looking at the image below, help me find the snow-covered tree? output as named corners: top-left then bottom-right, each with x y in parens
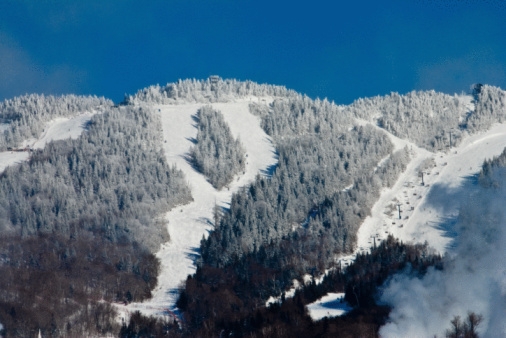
top-left (190, 106), bottom-right (245, 190)
top-left (0, 94), bottom-right (112, 151)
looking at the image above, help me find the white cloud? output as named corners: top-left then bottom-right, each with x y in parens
top-left (380, 169), bottom-right (506, 337)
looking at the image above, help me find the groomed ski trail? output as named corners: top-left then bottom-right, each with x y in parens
top-left (122, 98), bottom-right (277, 318)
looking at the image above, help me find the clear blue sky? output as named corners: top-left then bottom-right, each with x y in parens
top-left (0, 0), bottom-right (505, 104)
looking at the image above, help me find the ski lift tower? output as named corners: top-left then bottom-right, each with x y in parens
top-left (397, 203), bottom-right (402, 220)
top-left (209, 75), bottom-right (220, 91)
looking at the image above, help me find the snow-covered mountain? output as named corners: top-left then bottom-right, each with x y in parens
top-left (0, 79), bottom-right (505, 337)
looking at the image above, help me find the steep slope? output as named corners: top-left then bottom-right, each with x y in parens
top-left (348, 121), bottom-right (506, 261)
top-left (122, 97), bottom-right (277, 318)
top-left (298, 101), bottom-right (506, 323)
top-left (266, 92), bottom-right (506, 320)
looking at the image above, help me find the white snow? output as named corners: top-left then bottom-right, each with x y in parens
top-left (121, 98), bottom-right (277, 319)
top-left (0, 112), bottom-right (96, 173)
top-left (0, 151), bottom-right (29, 173)
top-left (278, 119), bottom-right (506, 320)
top-left (32, 112), bottom-right (95, 149)
top-left (306, 293), bottom-right (352, 321)
top-left (337, 122), bottom-right (506, 267)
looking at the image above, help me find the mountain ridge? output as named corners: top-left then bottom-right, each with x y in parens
top-left (0, 79), bottom-right (505, 337)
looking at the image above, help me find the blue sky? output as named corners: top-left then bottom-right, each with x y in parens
top-left (0, 0), bottom-right (505, 104)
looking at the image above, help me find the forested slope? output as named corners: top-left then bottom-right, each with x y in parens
top-left (345, 90), bottom-right (469, 150)
top-left (177, 92), bottom-right (411, 334)
top-left (0, 79), bottom-right (504, 337)
top-left (467, 84), bottom-right (506, 132)
top-left (345, 85), bottom-right (506, 152)
top-left (0, 105), bottom-right (192, 337)
top-left (0, 94), bottom-right (112, 151)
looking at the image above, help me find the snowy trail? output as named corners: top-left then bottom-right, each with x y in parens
top-left (32, 112), bottom-right (96, 149)
top-left (342, 123), bottom-right (506, 265)
top-left (0, 151), bottom-right (29, 172)
top-left (122, 98), bottom-right (277, 318)
top-left (0, 112), bottom-right (96, 173)
top-left (399, 124), bottom-right (506, 252)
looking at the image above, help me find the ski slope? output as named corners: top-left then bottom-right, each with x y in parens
top-left (351, 123), bottom-right (506, 260)
top-left (121, 97), bottom-right (277, 319)
top-left (304, 123), bottom-right (506, 320)
top-left (0, 112), bottom-right (96, 173)
top-left (32, 112), bottom-right (96, 149)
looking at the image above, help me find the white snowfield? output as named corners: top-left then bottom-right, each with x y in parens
top-left (306, 293), bottom-right (352, 321)
top-left (120, 97), bottom-right (277, 319)
top-left (0, 111), bottom-right (96, 173)
top-left (31, 112), bottom-right (96, 149)
top-left (0, 151), bottom-right (29, 173)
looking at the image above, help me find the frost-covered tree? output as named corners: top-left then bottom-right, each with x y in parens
top-left (345, 90), bottom-right (469, 150)
top-left (467, 84), bottom-right (506, 132)
top-left (345, 86), bottom-right (506, 152)
top-left (202, 95), bottom-right (409, 275)
top-left (0, 103), bottom-right (192, 336)
top-left (0, 105), bottom-right (192, 250)
top-left (190, 106), bottom-right (245, 190)
top-left (0, 94), bottom-right (112, 151)
top-left (125, 77), bottom-right (298, 104)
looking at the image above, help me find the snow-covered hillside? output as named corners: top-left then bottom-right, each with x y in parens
top-left (268, 106), bottom-right (506, 319)
top-left (115, 92), bottom-right (506, 324)
top-left (378, 124), bottom-right (506, 337)
top-left (3, 84), bottom-right (506, 335)
top-left (121, 97), bottom-right (277, 318)
top-left (0, 111), bottom-right (97, 172)
top-left (348, 122), bottom-right (506, 263)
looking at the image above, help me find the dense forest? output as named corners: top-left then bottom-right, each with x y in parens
top-left (130, 236), bottom-right (441, 337)
top-left (345, 84), bottom-right (506, 151)
top-left (345, 90), bottom-right (468, 151)
top-left (0, 104), bottom-right (192, 337)
top-left (467, 84), bottom-right (506, 132)
top-left (190, 105), bottom-right (245, 189)
top-left (200, 94), bottom-right (410, 274)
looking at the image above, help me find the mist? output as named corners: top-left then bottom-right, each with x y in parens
top-left (379, 169), bottom-right (506, 337)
